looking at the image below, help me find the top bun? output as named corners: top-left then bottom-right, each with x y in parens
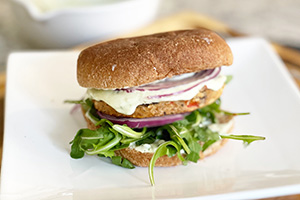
top-left (77, 29), bottom-right (233, 89)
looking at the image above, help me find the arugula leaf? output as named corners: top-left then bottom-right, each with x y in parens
top-left (68, 97), bottom-right (266, 186)
top-left (171, 118), bottom-right (190, 129)
top-left (193, 127), bottom-right (220, 142)
top-left (82, 125), bottom-right (113, 148)
top-left (64, 99), bottom-right (85, 104)
top-left (202, 139), bottom-right (218, 151)
top-left (185, 151), bottom-right (200, 162)
top-left (134, 131), bottom-right (156, 146)
top-left (199, 98), bottom-right (249, 118)
top-left (182, 132), bottom-right (202, 154)
top-left (65, 98), bottom-right (94, 112)
top-left (70, 129), bottom-right (86, 158)
top-left (112, 125), bottom-right (146, 138)
top-left (70, 127), bottom-right (113, 158)
top-left (166, 145), bottom-right (177, 157)
top-left (84, 102), bottom-right (102, 125)
top-left (225, 75), bottom-right (233, 84)
top-left (168, 125), bottom-right (191, 154)
top-left (70, 127), bottom-right (111, 158)
top-left (111, 156), bottom-right (135, 169)
top-left (192, 127), bottom-right (220, 152)
top-left (110, 143), bottom-right (130, 151)
top-left (148, 141), bottom-right (183, 186)
top-left (220, 134), bottom-right (266, 146)
top-left (179, 126), bottom-right (202, 159)
top-left (220, 111), bottom-right (250, 116)
top-left (198, 107), bottom-right (217, 123)
top-left (86, 130), bottom-right (122, 155)
top-left (98, 151), bottom-right (115, 158)
top-left (207, 98), bottom-right (222, 110)
top-left (65, 98), bottom-right (102, 125)
top-left (95, 118), bottom-right (113, 127)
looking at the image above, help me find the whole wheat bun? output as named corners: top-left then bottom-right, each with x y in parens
top-left (77, 29), bottom-right (233, 89)
top-left (82, 107), bottom-right (233, 167)
top-left (115, 139), bottom-right (229, 167)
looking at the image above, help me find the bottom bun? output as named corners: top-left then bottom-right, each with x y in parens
top-left (82, 106), bottom-right (233, 167)
top-left (115, 139), bottom-right (228, 167)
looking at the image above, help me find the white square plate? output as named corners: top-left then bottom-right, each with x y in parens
top-left (1, 38), bottom-right (300, 200)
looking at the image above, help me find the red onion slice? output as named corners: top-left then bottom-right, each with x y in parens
top-left (136, 69), bottom-right (214, 91)
top-left (117, 68), bottom-right (218, 93)
top-left (97, 111), bottom-right (190, 128)
top-left (147, 67), bottom-right (221, 99)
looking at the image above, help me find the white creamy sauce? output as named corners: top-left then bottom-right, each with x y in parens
top-left (86, 74), bottom-right (226, 115)
top-left (208, 119), bottom-right (234, 135)
top-left (129, 139), bottom-right (166, 153)
top-left (130, 119), bottom-right (234, 153)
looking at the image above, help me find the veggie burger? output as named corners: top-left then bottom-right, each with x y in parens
top-left (68, 29), bottom-right (265, 185)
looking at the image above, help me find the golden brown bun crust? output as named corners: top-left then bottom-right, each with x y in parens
top-left (82, 106), bottom-right (233, 167)
top-left (77, 29), bottom-right (233, 89)
top-left (94, 85), bottom-right (224, 118)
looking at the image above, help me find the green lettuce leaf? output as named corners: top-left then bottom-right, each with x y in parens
top-left (111, 156), bottom-right (135, 169)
